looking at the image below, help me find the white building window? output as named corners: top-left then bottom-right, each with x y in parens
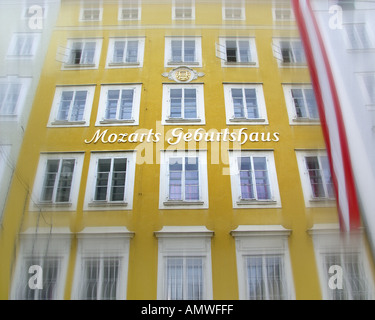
top-left (79, 7), bottom-right (103, 21)
top-left (172, 0), bottom-right (195, 20)
top-left (229, 150), bottom-right (281, 208)
top-left (283, 84), bottom-right (319, 124)
top-left (159, 150), bottom-right (208, 209)
top-left (47, 86), bottom-right (95, 127)
top-left (118, 1), bottom-right (141, 21)
top-left (165, 37), bottom-right (202, 67)
top-left (84, 152), bottom-right (136, 211)
top-left (223, 84), bottom-right (267, 124)
top-left (273, 39), bottom-right (306, 66)
top-left (309, 224), bottom-right (375, 300)
top-left (30, 153), bottom-right (84, 211)
top-left (10, 228), bottom-right (71, 300)
top-left (106, 37), bottom-right (145, 68)
top-left (63, 39), bottom-right (102, 69)
top-left (358, 73), bottom-right (375, 108)
top-left (96, 84), bottom-right (142, 126)
top-left (162, 84), bottom-right (205, 125)
top-left (155, 226), bottom-right (213, 300)
top-left (0, 77), bottom-right (30, 119)
top-left (344, 23), bottom-right (373, 50)
top-left (72, 227), bottom-right (133, 300)
top-left (7, 33), bottom-right (40, 58)
top-left (217, 37), bottom-right (258, 67)
top-left (222, 0), bottom-right (245, 20)
top-left (231, 225), bottom-right (295, 300)
top-left (296, 150), bottom-right (336, 207)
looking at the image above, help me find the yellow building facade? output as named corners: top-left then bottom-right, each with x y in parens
top-left (1, 0), bottom-right (374, 300)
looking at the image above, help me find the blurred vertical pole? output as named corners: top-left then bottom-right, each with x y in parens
top-left (291, 0), bottom-right (361, 232)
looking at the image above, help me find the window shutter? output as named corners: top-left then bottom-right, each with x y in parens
top-left (271, 42), bottom-right (283, 61)
top-left (56, 45), bottom-right (71, 64)
top-left (215, 42), bottom-right (227, 61)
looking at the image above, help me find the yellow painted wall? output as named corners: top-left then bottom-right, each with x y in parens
top-left (1, 0), bottom-right (373, 300)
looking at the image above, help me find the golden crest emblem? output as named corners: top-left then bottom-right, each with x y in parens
top-left (175, 69), bottom-right (191, 81)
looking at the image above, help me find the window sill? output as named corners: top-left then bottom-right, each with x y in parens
top-left (163, 200), bottom-right (205, 206)
top-left (108, 62), bottom-right (140, 67)
top-left (88, 201), bottom-right (128, 207)
top-left (292, 117), bottom-right (320, 123)
top-left (224, 61), bottom-right (256, 66)
top-left (37, 201), bottom-right (73, 208)
top-left (51, 120), bottom-right (86, 125)
top-left (63, 63), bottom-right (96, 69)
top-left (229, 117), bottom-right (266, 123)
top-left (280, 62), bottom-right (307, 67)
top-left (309, 198), bottom-right (336, 203)
top-left (99, 119), bottom-right (135, 124)
top-left (167, 61), bottom-right (200, 66)
top-left (236, 199), bottom-right (277, 206)
top-left (165, 118), bottom-right (202, 123)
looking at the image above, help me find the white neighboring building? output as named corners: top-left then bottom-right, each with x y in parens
top-left (0, 0), bottom-right (60, 221)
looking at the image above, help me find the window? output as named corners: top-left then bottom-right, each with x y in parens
top-left (10, 228), bottom-right (71, 300)
top-left (228, 151), bottom-right (281, 208)
top-left (72, 227), bottom-right (133, 300)
top-left (273, 39), bottom-right (306, 66)
top-left (272, 7), bottom-right (294, 21)
top-left (30, 153), bottom-right (84, 211)
top-left (0, 77), bottom-right (30, 119)
top-left (48, 86), bottom-right (95, 127)
top-left (344, 24), bottom-right (373, 50)
top-left (84, 152), bottom-right (136, 211)
top-left (155, 226), bottom-right (213, 300)
top-left (96, 84), bottom-right (141, 126)
top-left (172, 0), bottom-right (195, 20)
top-left (118, 1), bottom-right (141, 21)
top-left (217, 37), bottom-right (258, 67)
top-left (222, 0), bottom-right (245, 20)
top-left (359, 73), bottom-right (375, 108)
top-left (79, 8), bottom-right (103, 21)
top-left (165, 37), bottom-right (202, 67)
top-left (162, 84), bottom-right (205, 125)
top-left (231, 225), bottom-right (294, 300)
top-left (223, 84), bottom-right (267, 124)
top-left (283, 84), bottom-right (319, 124)
top-left (7, 33), bottom-right (40, 58)
top-left (159, 150), bottom-right (208, 209)
top-left (309, 224), bottom-right (374, 300)
top-left (296, 151), bottom-right (335, 207)
top-left (106, 37), bottom-right (145, 68)
top-left (63, 39), bottom-right (102, 69)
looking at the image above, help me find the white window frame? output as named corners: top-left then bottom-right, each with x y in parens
top-left (83, 151), bottom-right (136, 211)
top-left (162, 83), bottom-right (205, 125)
top-left (159, 150), bottom-right (208, 209)
top-left (118, 1), bottom-right (141, 21)
top-left (228, 150), bottom-right (281, 209)
top-left (10, 227), bottom-right (71, 300)
top-left (106, 37), bottom-right (145, 68)
top-left (344, 23), bottom-right (374, 50)
top-left (272, 7), bottom-right (295, 21)
top-left (231, 225), bottom-right (295, 300)
top-left (358, 72), bottom-right (375, 109)
top-left (217, 37), bottom-right (258, 67)
top-left (79, 7), bottom-right (103, 22)
top-left (30, 153), bottom-right (84, 211)
top-left (283, 84), bottom-right (320, 125)
top-left (155, 226), bottom-right (213, 300)
top-left (222, 0), bottom-right (245, 21)
top-left (47, 85), bottom-right (95, 127)
top-left (172, 0), bottom-right (195, 20)
top-left (296, 150), bottom-right (336, 207)
top-left (62, 38), bottom-right (102, 70)
top-left (96, 84), bottom-right (142, 126)
top-left (164, 36), bottom-right (202, 67)
top-left (0, 76), bottom-right (31, 120)
top-left (272, 38), bottom-right (306, 67)
top-left (71, 227), bottom-right (133, 300)
top-left (7, 33), bottom-right (41, 59)
top-left (223, 84), bottom-right (267, 125)
top-left (309, 224), bottom-right (375, 300)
